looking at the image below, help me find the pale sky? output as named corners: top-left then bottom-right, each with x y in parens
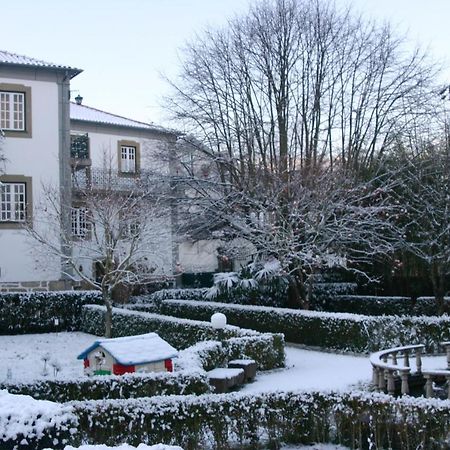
top-left (1, 0), bottom-right (449, 127)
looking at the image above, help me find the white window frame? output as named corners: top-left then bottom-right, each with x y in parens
top-left (120, 145), bottom-right (137, 173)
top-left (0, 182), bottom-right (27, 222)
top-left (71, 207), bottom-right (88, 238)
top-left (0, 91), bottom-right (25, 131)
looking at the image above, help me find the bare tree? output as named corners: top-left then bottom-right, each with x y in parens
top-left (0, 129), bottom-right (6, 174)
top-left (26, 168), bottom-right (172, 337)
top-left (166, 0), bottom-right (437, 186)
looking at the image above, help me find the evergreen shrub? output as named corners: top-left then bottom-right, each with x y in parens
top-left (0, 291), bottom-right (102, 334)
top-left (0, 371), bottom-right (210, 402)
top-left (68, 390), bottom-right (450, 450)
top-left (158, 299), bottom-right (450, 353)
top-left (80, 305), bottom-right (285, 370)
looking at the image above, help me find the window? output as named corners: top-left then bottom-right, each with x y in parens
top-left (1, 182), bottom-right (26, 221)
top-left (71, 207), bottom-right (88, 238)
top-left (118, 140), bottom-right (140, 175)
top-left (0, 84), bottom-right (32, 138)
top-left (0, 176), bottom-right (32, 228)
top-left (120, 146), bottom-right (136, 173)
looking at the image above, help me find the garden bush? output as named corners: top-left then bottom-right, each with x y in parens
top-left (80, 305), bottom-right (285, 370)
top-left (158, 299), bottom-right (450, 353)
top-left (0, 291), bottom-right (102, 334)
top-left (0, 390), bottom-right (77, 450)
top-left (66, 390), bottom-right (450, 449)
top-left (0, 371), bottom-right (210, 402)
top-left (311, 294), bottom-right (450, 316)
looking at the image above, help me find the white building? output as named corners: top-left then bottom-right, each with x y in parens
top-left (0, 50), bottom-right (81, 291)
top-left (0, 50), bottom-right (222, 292)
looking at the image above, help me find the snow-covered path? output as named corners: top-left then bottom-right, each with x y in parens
top-left (241, 345), bottom-right (371, 393)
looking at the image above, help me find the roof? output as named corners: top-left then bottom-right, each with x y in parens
top-left (70, 102), bottom-right (177, 135)
top-left (77, 333), bottom-right (178, 366)
top-left (0, 49), bottom-right (82, 78)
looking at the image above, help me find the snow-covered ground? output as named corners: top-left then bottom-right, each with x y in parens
top-left (1, 332), bottom-right (98, 382)
top-left (1, 332), bottom-right (447, 391)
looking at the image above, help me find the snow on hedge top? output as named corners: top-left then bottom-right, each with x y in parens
top-left (0, 390), bottom-right (76, 441)
top-left (78, 333), bottom-right (178, 365)
top-left (70, 103), bottom-right (174, 134)
top-left (60, 445), bottom-right (183, 450)
top-left (0, 49), bottom-right (81, 77)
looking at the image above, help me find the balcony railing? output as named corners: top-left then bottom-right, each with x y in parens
top-left (72, 167), bottom-right (171, 194)
top-left (71, 134), bottom-right (89, 159)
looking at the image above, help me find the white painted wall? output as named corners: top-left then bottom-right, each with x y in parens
top-left (70, 126), bottom-right (175, 277)
top-left (0, 76), bottom-right (62, 283)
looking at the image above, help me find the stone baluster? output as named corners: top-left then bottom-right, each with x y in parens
top-left (400, 369), bottom-right (410, 395)
top-left (415, 348), bottom-right (422, 374)
top-left (446, 375), bottom-right (450, 400)
top-left (424, 375), bottom-right (433, 398)
top-left (391, 352), bottom-right (398, 365)
top-left (378, 368), bottom-right (386, 391)
top-left (403, 350), bottom-right (410, 368)
top-left (372, 366), bottom-right (379, 385)
top-left (386, 370), bottom-right (396, 395)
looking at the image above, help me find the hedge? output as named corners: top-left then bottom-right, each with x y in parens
top-left (66, 390), bottom-right (450, 450)
top-left (0, 390), bottom-right (77, 450)
top-left (0, 371), bottom-right (210, 402)
top-left (313, 295), bottom-right (450, 316)
top-left (157, 299), bottom-right (450, 353)
top-left (0, 291), bottom-right (102, 335)
top-left (80, 305), bottom-right (285, 370)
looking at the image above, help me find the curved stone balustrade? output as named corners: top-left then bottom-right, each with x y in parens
top-left (370, 342), bottom-right (450, 398)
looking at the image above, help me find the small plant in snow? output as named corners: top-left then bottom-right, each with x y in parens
top-left (50, 358), bottom-right (62, 377)
top-left (41, 352), bottom-right (51, 377)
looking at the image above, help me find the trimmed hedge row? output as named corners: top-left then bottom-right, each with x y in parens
top-left (67, 390), bottom-right (450, 450)
top-left (0, 291), bottom-right (102, 334)
top-left (158, 299), bottom-right (450, 353)
top-left (314, 295), bottom-right (450, 316)
top-left (80, 305), bottom-right (285, 370)
top-left (0, 371), bottom-right (210, 402)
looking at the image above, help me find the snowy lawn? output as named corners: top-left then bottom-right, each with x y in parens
top-left (0, 332), bottom-right (99, 383)
top-left (0, 333), bottom-right (447, 391)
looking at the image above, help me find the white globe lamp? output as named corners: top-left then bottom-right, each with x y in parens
top-left (211, 312), bottom-right (227, 330)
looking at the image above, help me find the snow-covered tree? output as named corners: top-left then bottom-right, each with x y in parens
top-left (394, 146), bottom-right (450, 313)
top-left (25, 169), bottom-right (172, 337)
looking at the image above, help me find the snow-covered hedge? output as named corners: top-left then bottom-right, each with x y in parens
top-left (68, 390), bottom-right (450, 449)
top-left (158, 299), bottom-right (450, 353)
top-left (0, 390), bottom-right (77, 450)
top-left (80, 305), bottom-right (285, 370)
top-left (0, 291), bottom-right (102, 335)
top-left (313, 294), bottom-right (450, 316)
top-left (0, 371), bottom-right (210, 403)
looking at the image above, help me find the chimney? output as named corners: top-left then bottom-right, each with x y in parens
top-left (75, 94), bottom-right (83, 105)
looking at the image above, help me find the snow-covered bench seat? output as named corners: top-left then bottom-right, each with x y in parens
top-left (228, 359), bottom-right (257, 382)
top-left (207, 368), bottom-right (245, 393)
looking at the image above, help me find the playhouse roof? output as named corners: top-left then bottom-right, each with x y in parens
top-left (77, 333), bottom-right (178, 366)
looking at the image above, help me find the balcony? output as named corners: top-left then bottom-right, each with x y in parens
top-left (72, 167), bottom-right (171, 194)
top-left (70, 134), bottom-right (91, 170)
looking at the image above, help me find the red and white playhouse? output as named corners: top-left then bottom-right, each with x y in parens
top-left (77, 333), bottom-right (178, 376)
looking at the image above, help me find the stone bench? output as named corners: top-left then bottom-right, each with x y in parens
top-left (228, 359), bottom-right (257, 382)
top-left (207, 368), bottom-right (245, 393)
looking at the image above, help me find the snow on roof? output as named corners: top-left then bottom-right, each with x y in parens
top-left (78, 333), bottom-right (178, 365)
top-left (0, 49), bottom-right (82, 78)
top-left (70, 102), bottom-right (176, 134)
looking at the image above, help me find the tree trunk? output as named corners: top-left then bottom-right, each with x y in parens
top-left (103, 292), bottom-right (113, 338)
top-left (430, 262), bottom-right (446, 315)
top-left (287, 270), bottom-right (309, 310)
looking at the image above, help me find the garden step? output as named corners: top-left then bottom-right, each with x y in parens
top-left (228, 359), bottom-right (257, 382)
top-left (207, 368), bottom-right (245, 393)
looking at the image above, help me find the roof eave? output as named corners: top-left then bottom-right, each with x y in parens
top-left (0, 62), bottom-right (83, 79)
